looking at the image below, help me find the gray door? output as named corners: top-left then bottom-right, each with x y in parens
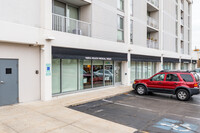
top-left (0, 59), bottom-right (18, 106)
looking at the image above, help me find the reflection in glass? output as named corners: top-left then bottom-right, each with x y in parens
top-left (115, 62), bottom-right (121, 83)
top-left (131, 61), bottom-right (136, 82)
top-left (80, 60), bottom-right (92, 89)
top-left (62, 59), bottom-right (78, 92)
top-left (93, 60), bottom-right (104, 88)
top-left (52, 59), bottom-right (60, 94)
top-left (104, 61), bottom-right (113, 86)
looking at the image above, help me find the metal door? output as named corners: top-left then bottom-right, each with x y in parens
top-left (0, 59), bottom-right (18, 106)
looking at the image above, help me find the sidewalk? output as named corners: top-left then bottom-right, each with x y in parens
top-left (0, 86), bottom-right (138, 133)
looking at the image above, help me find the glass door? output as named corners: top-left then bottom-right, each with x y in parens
top-left (114, 61), bottom-right (122, 84)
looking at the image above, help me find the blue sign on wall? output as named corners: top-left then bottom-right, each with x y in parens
top-left (46, 64), bottom-right (51, 76)
top-left (153, 118), bottom-right (198, 133)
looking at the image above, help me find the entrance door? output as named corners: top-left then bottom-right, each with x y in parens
top-left (0, 59), bottom-right (18, 106)
top-left (114, 61), bottom-right (121, 84)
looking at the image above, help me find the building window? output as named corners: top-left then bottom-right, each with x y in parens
top-left (130, 0), bottom-right (133, 16)
top-left (181, 42), bottom-right (184, 54)
top-left (117, 15), bottom-right (124, 41)
top-left (175, 38), bottom-right (178, 53)
top-left (117, 0), bottom-right (124, 11)
top-left (176, 5), bottom-right (178, 20)
top-left (188, 43), bottom-right (190, 55)
top-left (176, 22), bottom-right (178, 36)
top-left (130, 20), bottom-right (133, 44)
top-left (131, 61), bottom-right (157, 82)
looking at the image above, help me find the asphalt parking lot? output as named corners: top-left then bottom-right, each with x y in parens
top-left (69, 91), bottom-right (200, 133)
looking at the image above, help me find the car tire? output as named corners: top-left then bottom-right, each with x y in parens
top-left (176, 89), bottom-right (190, 101)
top-left (136, 85), bottom-right (146, 95)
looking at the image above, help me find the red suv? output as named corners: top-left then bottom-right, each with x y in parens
top-left (133, 70), bottom-right (200, 101)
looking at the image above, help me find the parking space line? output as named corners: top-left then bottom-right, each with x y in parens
top-left (102, 99), bottom-right (200, 122)
top-left (126, 93), bottom-right (200, 107)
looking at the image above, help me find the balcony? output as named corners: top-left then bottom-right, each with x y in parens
top-left (147, 16), bottom-right (159, 31)
top-left (147, 39), bottom-right (159, 49)
top-left (52, 13), bottom-right (91, 37)
top-left (147, 0), bottom-right (159, 11)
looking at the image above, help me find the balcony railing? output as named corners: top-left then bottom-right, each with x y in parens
top-left (147, 16), bottom-right (159, 29)
top-left (147, 39), bottom-right (159, 49)
top-left (52, 13), bottom-right (91, 37)
top-left (147, 0), bottom-right (159, 8)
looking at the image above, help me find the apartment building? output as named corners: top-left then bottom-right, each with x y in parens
top-left (0, 0), bottom-right (195, 106)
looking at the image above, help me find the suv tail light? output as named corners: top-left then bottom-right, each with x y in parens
top-left (194, 83), bottom-right (198, 88)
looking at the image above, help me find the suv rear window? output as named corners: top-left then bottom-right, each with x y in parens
top-left (193, 73), bottom-right (199, 82)
top-left (180, 74), bottom-right (193, 82)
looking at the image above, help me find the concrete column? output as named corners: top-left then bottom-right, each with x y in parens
top-left (161, 54), bottom-right (164, 70)
top-left (40, 0), bottom-right (52, 30)
top-left (178, 57), bottom-right (181, 70)
top-left (121, 52), bottom-right (131, 85)
top-left (159, 0), bottom-right (164, 50)
top-left (41, 43), bottom-right (52, 101)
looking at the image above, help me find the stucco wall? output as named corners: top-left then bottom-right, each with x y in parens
top-left (0, 43), bottom-right (41, 103)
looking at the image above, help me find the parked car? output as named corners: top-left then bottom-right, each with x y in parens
top-left (132, 70), bottom-right (200, 101)
top-left (194, 68), bottom-right (200, 79)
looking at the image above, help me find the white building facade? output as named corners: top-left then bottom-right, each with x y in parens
top-left (0, 0), bottom-right (196, 105)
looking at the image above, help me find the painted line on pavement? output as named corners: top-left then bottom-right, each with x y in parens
top-left (102, 99), bottom-right (200, 121)
top-left (126, 93), bottom-right (200, 107)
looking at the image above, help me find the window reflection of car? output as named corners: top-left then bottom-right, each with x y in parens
top-left (94, 69), bottom-right (113, 80)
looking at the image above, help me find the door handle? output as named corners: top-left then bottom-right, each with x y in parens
top-left (0, 81), bottom-right (4, 84)
top-left (174, 83), bottom-right (178, 85)
top-left (158, 82), bottom-right (162, 84)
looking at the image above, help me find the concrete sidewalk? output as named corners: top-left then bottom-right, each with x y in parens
top-left (0, 86), bottom-right (137, 133)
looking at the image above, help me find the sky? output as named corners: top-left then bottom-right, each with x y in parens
top-left (192, 0), bottom-right (200, 49)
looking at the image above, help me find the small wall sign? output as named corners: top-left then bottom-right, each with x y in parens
top-left (46, 64), bottom-right (51, 76)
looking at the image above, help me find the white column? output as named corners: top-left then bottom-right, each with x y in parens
top-left (161, 54), bottom-right (164, 70)
top-left (41, 44), bottom-right (52, 101)
top-left (40, 0), bottom-right (53, 101)
top-left (178, 57), bottom-right (181, 70)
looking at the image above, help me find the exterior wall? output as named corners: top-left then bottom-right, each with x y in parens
top-left (163, 0), bottom-right (177, 52)
top-left (133, 0), bottom-right (147, 47)
top-left (0, 0), bottom-right (41, 28)
top-left (0, 43), bottom-right (41, 102)
top-left (91, 0), bottom-right (117, 41)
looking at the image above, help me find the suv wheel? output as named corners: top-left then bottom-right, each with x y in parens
top-left (136, 85), bottom-right (146, 95)
top-left (176, 89), bottom-right (190, 101)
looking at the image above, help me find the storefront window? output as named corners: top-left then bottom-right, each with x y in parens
top-left (52, 59), bottom-right (61, 94)
top-left (80, 60), bottom-right (92, 90)
top-left (131, 61), bottom-right (157, 82)
top-left (104, 61), bottom-right (114, 86)
top-left (131, 62), bottom-right (136, 82)
top-left (115, 62), bottom-right (122, 83)
top-left (181, 63), bottom-right (189, 70)
top-left (62, 59), bottom-right (78, 92)
top-left (93, 60), bottom-right (104, 88)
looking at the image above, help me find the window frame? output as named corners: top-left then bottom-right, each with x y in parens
top-left (117, 15), bottom-right (124, 42)
top-left (151, 74), bottom-right (165, 81)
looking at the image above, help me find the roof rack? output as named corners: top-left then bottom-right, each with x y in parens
top-left (159, 70), bottom-right (191, 73)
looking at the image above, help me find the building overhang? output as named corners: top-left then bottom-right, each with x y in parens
top-left (56, 0), bottom-right (91, 6)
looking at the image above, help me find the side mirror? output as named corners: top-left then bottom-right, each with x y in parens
top-left (150, 78), bottom-right (152, 81)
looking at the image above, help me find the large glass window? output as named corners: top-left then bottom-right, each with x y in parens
top-left (117, 0), bottom-right (124, 11)
top-left (80, 60), bottom-right (92, 90)
top-left (115, 62), bottom-right (122, 83)
top-left (131, 61), bottom-right (157, 82)
top-left (104, 61), bottom-right (114, 86)
top-left (181, 63), bottom-right (189, 70)
top-left (117, 15), bottom-right (124, 41)
top-left (52, 59), bottom-right (61, 94)
top-left (62, 59), bottom-right (78, 92)
top-left (93, 60), bottom-right (104, 88)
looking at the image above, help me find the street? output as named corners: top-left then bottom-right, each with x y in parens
top-left (70, 91), bottom-right (200, 133)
